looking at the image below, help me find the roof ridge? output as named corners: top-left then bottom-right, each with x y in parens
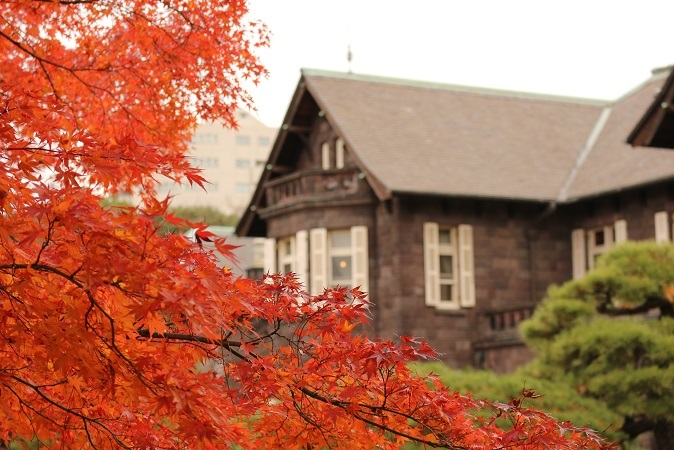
top-left (608, 68), bottom-right (671, 105)
top-left (301, 68), bottom-right (610, 106)
top-left (556, 107), bottom-right (613, 202)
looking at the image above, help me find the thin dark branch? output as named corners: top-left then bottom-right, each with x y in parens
top-left (597, 295), bottom-right (672, 316)
top-left (9, 375), bottom-right (132, 450)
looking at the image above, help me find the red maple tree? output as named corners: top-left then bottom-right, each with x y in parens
top-left (0, 1), bottom-right (613, 448)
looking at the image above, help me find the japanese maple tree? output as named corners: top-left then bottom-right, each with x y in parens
top-left (0, 1), bottom-right (612, 448)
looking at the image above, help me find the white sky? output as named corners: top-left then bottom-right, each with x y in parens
top-left (245, 0), bottom-right (674, 128)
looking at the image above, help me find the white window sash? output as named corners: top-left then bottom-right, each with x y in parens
top-left (424, 223), bottom-right (472, 310)
top-left (614, 220), bottom-right (628, 244)
top-left (335, 138), bottom-right (345, 169)
top-left (655, 211), bottom-right (670, 243)
top-left (263, 238), bottom-right (277, 274)
top-left (321, 142), bottom-right (330, 170)
top-left (571, 229), bottom-right (586, 280)
top-left (587, 226), bottom-right (614, 271)
top-left (277, 236), bottom-right (296, 274)
top-left (458, 224), bottom-right (475, 308)
top-left (423, 222), bottom-right (440, 307)
top-left (310, 228), bottom-right (328, 295)
top-left (295, 230), bottom-right (309, 289)
top-left (351, 226), bottom-right (369, 295)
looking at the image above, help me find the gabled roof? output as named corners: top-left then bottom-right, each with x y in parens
top-left (304, 69), bottom-right (608, 202)
top-left (565, 70), bottom-right (674, 199)
top-left (627, 65), bottom-right (674, 149)
top-left (237, 68), bottom-right (674, 236)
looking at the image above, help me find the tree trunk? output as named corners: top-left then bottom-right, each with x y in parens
top-left (653, 420), bottom-right (674, 450)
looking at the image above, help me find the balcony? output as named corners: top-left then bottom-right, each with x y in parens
top-left (474, 305), bottom-right (536, 348)
top-left (262, 168), bottom-right (369, 211)
top-left (485, 305), bottom-right (535, 334)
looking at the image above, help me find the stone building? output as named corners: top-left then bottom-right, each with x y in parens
top-left (237, 67), bottom-right (674, 372)
top-left (160, 110), bottom-right (276, 216)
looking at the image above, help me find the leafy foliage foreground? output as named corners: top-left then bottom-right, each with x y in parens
top-left (521, 242), bottom-right (674, 449)
top-left (0, 1), bottom-right (611, 448)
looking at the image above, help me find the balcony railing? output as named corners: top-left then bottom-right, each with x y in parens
top-left (483, 305), bottom-right (535, 335)
top-left (264, 168), bottom-right (366, 208)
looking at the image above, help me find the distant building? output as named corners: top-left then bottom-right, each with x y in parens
top-left (183, 226), bottom-right (266, 279)
top-left (158, 110), bottom-right (276, 216)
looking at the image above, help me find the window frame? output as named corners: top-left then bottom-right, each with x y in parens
top-left (278, 236), bottom-right (296, 274)
top-left (571, 220), bottom-right (627, 278)
top-left (328, 229), bottom-right (353, 288)
top-left (423, 223), bottom-right (475, 311)
top-left (309, 227), bottom-right (368, 297)
top-left (335, 138), bottom-right (345, 169)
top-left (321, 141), bottom-right (331, 170)
top-left (438, 227), bottom-right (459, 304)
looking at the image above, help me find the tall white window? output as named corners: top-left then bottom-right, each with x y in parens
top-left (264, 228), bottom-right (367, 296)
top-left (321, 138), bottom-right (347, 170)
top-left (437, 228), bottom-right (459, 303)
top-left (328, 230), bottom-right (352, 287)
top-left (262, 231), bottom-right (309, 288)
top-left (278, 236), bottom-right (295, 274)
top-left (310, 227), bottom-right (368, 296)
top-left (335, 138), bottom-right (345, 169)
top-left (587, 226), bottom-right (614, 271)
top-left (655, 211), bottom-right (671, 243)
top-left (423, 223), bottom-right (475, 310)
top-left (571, 220), bottom-right (627, 279)
top-left (321, 141), bottom-right (331, 170)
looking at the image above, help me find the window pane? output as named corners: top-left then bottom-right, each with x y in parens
top-left (439, 255), bottom-right (454, 279)
top-left (440, 284), bottom-right (453, 301)
top-left (236, 135), bottom-right (250, 145)
top-left (236, 159), bottom-right (251, 169)
top-left (283, 263), bottom-right (292, 273)
top-left (258, 136), bottom-right (270, 146)
top-left (439, 229), bottom-right (452, 244)
top-left (246, 268), bottom-right (264, 280)
top-left (330, 230), bottom-right (351, 248)
top-left (331, 256), bottom-right (352, 281)
top-left (594, 230), bottom-right (605, 246)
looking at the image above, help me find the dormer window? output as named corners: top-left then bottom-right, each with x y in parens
top-left (335, 138), bottom-right (345, 169)
top-left (321, 139), bottom-right (347, 170)
top-left (321, 141), bottom-right (330, 170)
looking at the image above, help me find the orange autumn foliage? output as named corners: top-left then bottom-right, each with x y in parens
top-left (0, 1), bottom-right (613, 448)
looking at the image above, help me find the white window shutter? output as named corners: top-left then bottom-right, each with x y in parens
top-left (335, 138), bottom-right (345, 169)
top-left (604, 225), bottom-right (615, 247)
top-left (614, 220), bottom-right (628, 244)
top-left (458, 224), bottom-right (476, 308)
top-left (351, 226), bottom-right (369, 294)
top-left (263, 238), bottom-right (277, 274)
top-left (309, 228), bottom-right (328, 295)
top-left (321, 142), bottom-right (330, 170)
top-left (423, 222), bottom-right (440, 307)
top-left (571, 229), bottom-right (586, 280)
top-left (295, 230), bottom-right (309, 288)
top-left (655, 212), bottom-right (670, 243)
top-left (288, 236), bottom-right (296, 271)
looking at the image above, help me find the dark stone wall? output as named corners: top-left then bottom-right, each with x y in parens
top-left (565, 183), bottom-right (674, 241)
top-left (291, 117), bottom-right (358, 172)
top-left (264, 139), bottom-right (674, 372)
top-left (371, 195), bottom-right (573, 370)
top-left (266, 204), bottom-right (375, 239)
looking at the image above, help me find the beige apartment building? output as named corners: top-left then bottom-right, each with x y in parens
top-left (158, 110), bottom-right (276, 216)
